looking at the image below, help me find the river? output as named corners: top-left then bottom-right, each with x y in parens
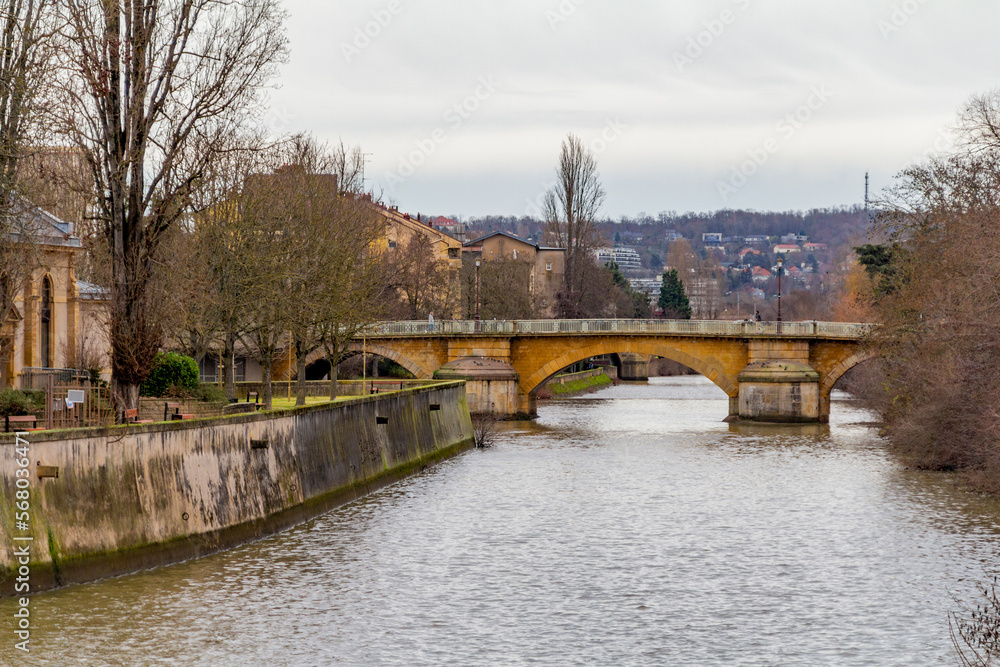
top-left (3, 376), bottom-right (999, 666)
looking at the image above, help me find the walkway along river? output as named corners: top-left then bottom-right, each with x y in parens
top-left (2, 376), bottom-right (999, 665)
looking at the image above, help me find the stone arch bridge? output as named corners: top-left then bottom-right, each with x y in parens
top-left (319, 319), bottom-right (871, 422)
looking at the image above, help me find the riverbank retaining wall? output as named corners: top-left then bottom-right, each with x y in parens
top-left (0, 381), bottom-right (473, 596)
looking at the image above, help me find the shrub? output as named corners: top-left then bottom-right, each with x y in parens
top-left (192, 383), bottom-right (226, 403)
top-left (140, 352), bottom-right (199, 397)
top-left (0, 389), bottom-right (44, 417)
top-left (161, 382), bottom-right (227, 403)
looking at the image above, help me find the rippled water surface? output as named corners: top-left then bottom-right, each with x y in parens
top-left (3, 376), bottom-right (1000, 666)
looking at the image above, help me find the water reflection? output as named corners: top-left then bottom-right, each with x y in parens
top-left (2, 376), bottom-right (998, 666)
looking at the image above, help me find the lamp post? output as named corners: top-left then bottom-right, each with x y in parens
top-left (776, 255), bottom-right (783, 333)
top-left (474, 258), bottom-right (481, 330)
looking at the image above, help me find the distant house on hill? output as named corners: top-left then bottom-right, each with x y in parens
top-left (772, 244), bottom-right (801, 254)
top-left (595, 246), bottom-right (642, 271)
top-left (702, 232), bottom-right (723, 244)
top-left (751, 266), bottom-right (772, 283)
top-left (428, 215), bottom-right (466, 241)
top-left (803, 242), bottom-right (827, 252)
top-left (464, 231), bottom-right (565, 317)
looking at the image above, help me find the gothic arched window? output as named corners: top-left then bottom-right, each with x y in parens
top-left (41, 276), bottom-right (53, 368)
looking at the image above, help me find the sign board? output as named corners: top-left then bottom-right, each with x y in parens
top-left (66, 389), bottom-right (86, 404)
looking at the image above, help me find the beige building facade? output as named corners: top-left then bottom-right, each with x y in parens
top-left (466, 231), bottom-right (565, 317)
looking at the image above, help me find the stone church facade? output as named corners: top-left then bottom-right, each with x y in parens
top-left (2, 202), bottom-right (106, 388)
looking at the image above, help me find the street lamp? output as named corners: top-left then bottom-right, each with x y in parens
top-left (776, 255), bottom-right (783, 332)
top-left (474, 258), bottom-right (481, 329)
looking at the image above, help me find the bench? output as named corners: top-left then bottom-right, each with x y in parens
top-left (5, 415), bottom-right (43, 432)
top-left (124, 408), bottom-right (154, 424)
top-left (171, 413), bottom-right (196, 420)
top-left (164, 402), bottom-right (182, 421)
top-left (246, 391), bottom-right (260, 404)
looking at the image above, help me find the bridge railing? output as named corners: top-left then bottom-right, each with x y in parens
top-left (359, 319), bottom-right (871, 339)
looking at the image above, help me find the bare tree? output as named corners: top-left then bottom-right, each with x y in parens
top-left (0, 0), bottom-right (56, 383)
top-left (460, 254), bottom-right (536, 320)
top-left (389, 234), bottom-right (455, 319)
top-left (316, 196), bottom-right (389, 400)
top-left (862, 90), bottom-right (1000, 491)
top-left (174, 131), bottom-right (273, 399)
top-left (331, 139), bottom-right (366, 195)
top-left (951, 574), bottom-right (1000, 667)
top-left (238, 158), bottom-right (291, 410)
top-left (54, 0), bottom-right (288, 414)
top-left (273, 135), bottom-right (384, 407)
top-left (543, 133), bottom-right (605, 315)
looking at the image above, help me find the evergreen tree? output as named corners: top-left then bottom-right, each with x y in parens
top-left (659, 269), bottom-right (691, 319)
top-left (605, 262), bottom-right (651, 318)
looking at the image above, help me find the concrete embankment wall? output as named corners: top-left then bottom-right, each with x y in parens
top-left (232, 379), bottom-right (429, 401)
top-left (0, 382), bottom-right (473, 596)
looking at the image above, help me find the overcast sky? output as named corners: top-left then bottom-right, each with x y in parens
top-left (267, 0), bottom-right (1000, 219)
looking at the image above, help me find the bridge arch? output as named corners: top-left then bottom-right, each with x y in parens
top-left (817, 349), bottom-right (879, 420)
top-left (341, 342), bottom-right (434, 379)
top-left (280, 345), bottom-right (433, 381)
top-left (821, 349), bottom-right (879, 396)
top-left (520, 340), bottom-right (738, 398)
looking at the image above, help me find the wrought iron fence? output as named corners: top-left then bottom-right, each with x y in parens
top-left (20, 367), bottom-right (90, 390)
top-left (17, 369), bottom-right (114, 429)
top-left (359, 319), bottom-right (871, 339)
top-left (45, 384), bottom-right (115, 430)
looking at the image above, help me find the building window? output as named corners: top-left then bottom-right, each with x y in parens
top-left (448, 247), bottom-right (459, 258)
top-left (199, 356), bottom-right (218, 383)
top-left (200, 357), bottom-right (247, 383)
top-left (545, 262), bottom-right (552, 272)
top-left (388, 240), bottom-right (397, 249)
top-left (541, 298), bottom-right (548, 308)
top-left (40, 277), bottom-right (53, 368)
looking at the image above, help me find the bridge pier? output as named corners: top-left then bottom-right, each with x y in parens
top-left (736, 340), bottom-right (822, 423)
top-left (516, 390), bottom-right (537, 419)
top-left (434, 358), bottom-right (535, 418)
top-left (614, 353), bottom-right (650, 381)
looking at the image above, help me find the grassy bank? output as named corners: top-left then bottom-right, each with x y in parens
top-left (540, 371), bottom-right (614, 398)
